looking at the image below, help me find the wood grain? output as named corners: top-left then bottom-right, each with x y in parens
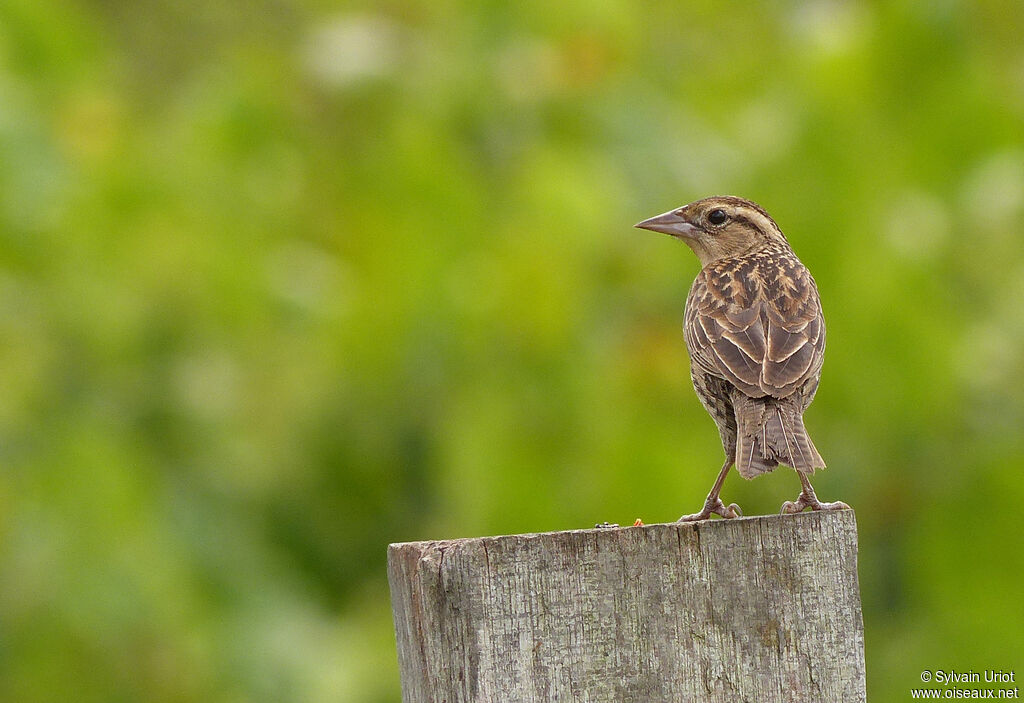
top-left (388, 510), bottom-right (865, 702)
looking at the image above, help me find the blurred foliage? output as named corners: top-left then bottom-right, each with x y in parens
top-left (0, 0), bottom-right (1022, 701)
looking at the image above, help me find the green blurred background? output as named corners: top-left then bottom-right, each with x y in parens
top-left (1, 0), bottom-right (1022, 700)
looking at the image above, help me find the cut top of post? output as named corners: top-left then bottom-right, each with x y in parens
top-left (388, 511), bottom-right (865, 703)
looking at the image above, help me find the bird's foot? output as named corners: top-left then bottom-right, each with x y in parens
top-left (780, 491), bottom-right (850, 514)
top-left (678, 496), bottom-right (742, 522)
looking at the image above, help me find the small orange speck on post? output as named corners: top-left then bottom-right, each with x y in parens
top-left (633, 519), bottom-right (644, 526)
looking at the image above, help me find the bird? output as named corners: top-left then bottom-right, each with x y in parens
top-left (635, 196), bottom-right (849, 521)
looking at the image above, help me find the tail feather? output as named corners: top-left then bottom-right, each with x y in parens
top-left (735, 432), bottom-right (779, 478)
top-left (761, 407), bottom-right (825, 473)
top-left (732, 393), bottom-right (825, 479)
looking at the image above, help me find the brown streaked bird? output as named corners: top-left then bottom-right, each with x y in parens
top-left (635, 196), bottom-right (849, 521)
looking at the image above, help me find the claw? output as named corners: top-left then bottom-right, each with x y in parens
top-left (678, 496), bottom-right (743, 522)
top-left (780, 500), bottom-right (803, 514)
top-left (780, 491), bottom-right (850, 514)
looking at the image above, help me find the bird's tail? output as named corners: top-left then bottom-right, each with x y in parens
top-left (732, 394), bottom-right (825, 479)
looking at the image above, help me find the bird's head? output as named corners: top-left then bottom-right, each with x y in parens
top-left (635, 196), bottom-right (787, 266)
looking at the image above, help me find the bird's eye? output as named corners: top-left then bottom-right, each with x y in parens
top-left (707, 209), bottom-right (728, 226)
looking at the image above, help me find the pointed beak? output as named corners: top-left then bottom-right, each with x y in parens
top-left (634, 209), bottom-right (698, 238)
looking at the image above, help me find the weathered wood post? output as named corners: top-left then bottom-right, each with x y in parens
top-left (388, 510), bottom-right (865, 702)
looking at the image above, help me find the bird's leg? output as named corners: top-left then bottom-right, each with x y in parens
top-left (678, 455), bottom-right (742, 522)
top-left (781, 472), bottom-right (851, 514)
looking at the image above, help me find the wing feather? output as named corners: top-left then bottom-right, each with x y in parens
top-left (684, 251), bottom-right (825, 400)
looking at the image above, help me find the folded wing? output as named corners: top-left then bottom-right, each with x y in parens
top-left (684, 254), bottom-right (825, 399)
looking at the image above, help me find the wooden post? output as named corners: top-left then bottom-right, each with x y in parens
top-left (388, 511), bottom-right (866, 702)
